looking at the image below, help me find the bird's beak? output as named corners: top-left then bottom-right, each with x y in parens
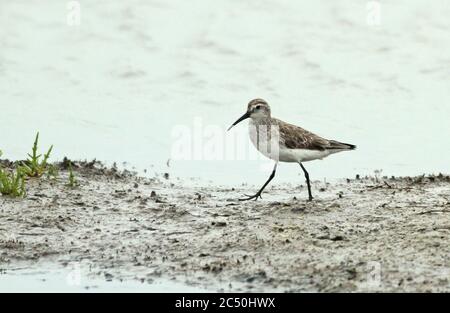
top-left (227, 111), bottom-right (250, 131)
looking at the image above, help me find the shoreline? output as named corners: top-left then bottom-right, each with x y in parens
top-left (1, 160), bottom-right (449, 292)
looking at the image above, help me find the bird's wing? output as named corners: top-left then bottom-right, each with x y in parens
top-left (277, 120), bottom-right (330, 151)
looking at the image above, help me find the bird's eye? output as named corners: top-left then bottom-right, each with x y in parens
top-left (255, 105), bottom-right (261, 110)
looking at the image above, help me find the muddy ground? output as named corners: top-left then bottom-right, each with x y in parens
top-left (1, 160), bottom-right (449, 292)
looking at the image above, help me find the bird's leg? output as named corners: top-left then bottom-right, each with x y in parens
top-left (240, 163), bottom-right (278, 201)
top-left (299, 163), bottom-right (313, 201)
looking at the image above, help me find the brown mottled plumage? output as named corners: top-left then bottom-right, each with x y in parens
top-left (276, 118), bottom-right (355, 151)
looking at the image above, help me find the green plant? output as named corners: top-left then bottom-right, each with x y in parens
top-left (0, 167), bottom-right (26, 197)
top-left (67, 162), bottom-right (77, 187)
top-left (47, 164), bottom-right (59, 180)
top-left (21, 132), bottom-right (53, 178)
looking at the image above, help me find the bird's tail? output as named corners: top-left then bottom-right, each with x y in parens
top-left (328, 140), bottom-right (356, 150)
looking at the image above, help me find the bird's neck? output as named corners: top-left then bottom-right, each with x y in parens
top-left (250, 116), bottom-right (272, 125)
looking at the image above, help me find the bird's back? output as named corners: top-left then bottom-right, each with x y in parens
top-left (251, 117), bottom-right (356, 151)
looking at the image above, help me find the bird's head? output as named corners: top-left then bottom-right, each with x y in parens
top-left (228, 99), bottom-right (271, 131)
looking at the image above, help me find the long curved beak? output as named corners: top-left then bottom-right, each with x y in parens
top-left (227, 112), bottom-right (250, 131)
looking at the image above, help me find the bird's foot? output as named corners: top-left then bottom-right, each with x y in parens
top-left (239, 193), bottom-right (262, 201)
top-left (307, 195), bottom-right (314, 202)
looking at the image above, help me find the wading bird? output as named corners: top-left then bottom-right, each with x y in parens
top-left (228, 99), bottom-right (356, 201)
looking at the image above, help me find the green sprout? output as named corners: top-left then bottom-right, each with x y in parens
top-left (47, 164), bottom-right (59, 180)
top-left (67, 162), bottom-right (78, 188)
top-left (0, 166), bottom-right (26, 198)
top-left (21, 132), bottom-right (53, 178)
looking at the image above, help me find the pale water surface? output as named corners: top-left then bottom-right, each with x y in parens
top-left (0, 265), bottom-right (206, 292)
top-left (1, 0), bottom-right (450, 185)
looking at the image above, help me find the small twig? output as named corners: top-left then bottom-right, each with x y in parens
top-left (367, 185), bottom-right (384, 190)
top-left (383, 181), bottom-right (392, 188)
top-left (165, 231), bottom-right (192, 236)
top-left (367, 181), bottom-right (394, 191)
top-left (416, 210), bottom-right (450, 215)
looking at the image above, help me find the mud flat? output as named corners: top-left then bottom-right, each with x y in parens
top-left (1, 160), bottom-right (449, 292)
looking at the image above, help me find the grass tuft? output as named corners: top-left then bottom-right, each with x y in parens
top-left (0, 167), bottom-right (26, 198)
top-left (46, 164), bottom-right (59, 180)
top-left (67, 162), bottom-right (78, 188)
top-left (21, 132), bottom-right (54, 178)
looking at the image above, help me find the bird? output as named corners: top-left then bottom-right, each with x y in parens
top-left (227, 98), bottom-right (356, 201)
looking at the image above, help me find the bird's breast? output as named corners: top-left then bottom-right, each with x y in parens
top-left (248, 120), bottom-right (282, 161)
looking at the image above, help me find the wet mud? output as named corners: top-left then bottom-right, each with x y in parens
top-left (1, 160), bottom-right (449, 292)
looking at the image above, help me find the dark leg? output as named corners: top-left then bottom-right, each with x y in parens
top-left (240, 163), bottom-right (278, 201)
top-left (299, 163), bottom-right (313, 201)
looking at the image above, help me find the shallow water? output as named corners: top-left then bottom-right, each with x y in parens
top-left (0, 265), bottom-right (206, 293)
top-left (1, 0), bottom-right (449, 185)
